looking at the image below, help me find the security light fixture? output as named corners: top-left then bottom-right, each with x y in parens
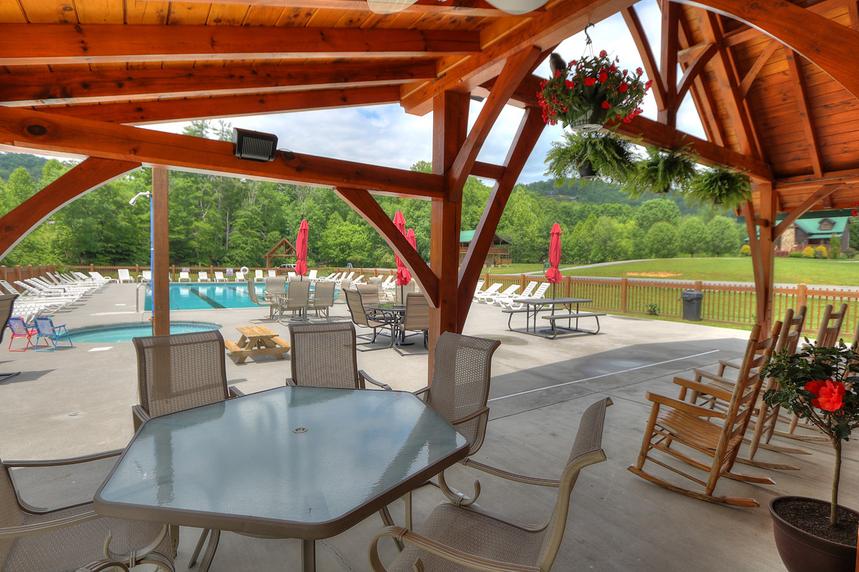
top-left (485, 0), bottom-right (549, 14)
top-left (233, 128), bottom-right (278, 162)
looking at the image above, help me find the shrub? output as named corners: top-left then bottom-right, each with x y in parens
top-left (704, 216), bottom-right (741, 256)
top-left (678, 217), bottom-right (708, 257)
top-left (802, 245), bottom-right (816, 258)
top-left (646, 303), bottom-right (659, 316)
top-left (644, 221), bottom-right (679, 258)
top-left (739, 244), bottom-right (751, 257)
top-left (788, 250), bottom-right (804, 258)
top-left (815, 245), bottom-right (828, 259)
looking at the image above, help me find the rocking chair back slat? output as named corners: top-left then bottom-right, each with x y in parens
top-left (816, 303), bottom-right (849, 348)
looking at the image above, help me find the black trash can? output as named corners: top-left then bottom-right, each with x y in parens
top-left (681, 289), bottom-right (704, 321)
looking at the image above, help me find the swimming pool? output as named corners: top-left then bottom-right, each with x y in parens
top-left (144, 283), bottom-right (266, 310)
top-left (70, 321), bottom-right (221, 344)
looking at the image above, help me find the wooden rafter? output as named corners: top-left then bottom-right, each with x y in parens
top-left (457, 107), bottom-right (545, 330)
top-left (773, 184), bottom-right (844, 238)
top-left (0, 24), bottom-right (480, 66)
top-left (0, 106), bottom-right (443, 199)
top-left (659, 1), bottom-right (680, 126)
top-left (622, 6), bottom-right (667, 110)
top-left (0, 157), bottom-right (139, 258)
top-left (36, 86), bottom-right (402, 125)
top-left (676, 14), bottom-right (727, 147)
top-left (785, 51), bottom-right (824, 178)
top-left (142, 0), bottom-right (511, 17)
top-left (335, 188), bottom-right (439, 305)
top-left (739, 41), bottom-right (778, 98)
top-left (676, 43), bottom-right (717, 105)
top-left (0, 61), bottom-right (437, 106)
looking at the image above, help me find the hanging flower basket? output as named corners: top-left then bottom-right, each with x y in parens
top-left (537, 49), bottom-right (650, 132)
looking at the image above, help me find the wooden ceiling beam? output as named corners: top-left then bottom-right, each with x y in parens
top-left (785, 51), bottom-right (824, 178)
top-left (774, 184), bottom-right (843, 237)
top-left (776, 167), bottom-right (859, 189)
top-left (739, 41), bottom-right (779, 98)
top-left (658, 1), bottom-right (681, 127)
top-left (622, 6), bottom-right (667, 110)
top-left (400, 0), bottom-right (637, 114)
top-left (471, 161), bottom-right (506, 180)
top-left (34, 85), bottom-right (403, 125)
top-left (0, 106), bottom-right (443, 199)
top-left (677, 13), bottom-right (727, 146)
top-left (0, 24), bottom-right (480, 66)
top-left (147, 0), bottom-right (510, 17)
top-left (0, 61), bottom-right (437, 106)
top-left (676, 41), bottom-right (717, 111)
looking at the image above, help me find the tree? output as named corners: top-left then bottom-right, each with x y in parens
top-left (633, 198), bottom-right (681, 232)
top-left (705, 215), bottom-right (741, 256)
top-left (644, 222), bottom-right (679, 258)
top-left (677, 217), bottom-right (708, 257)
top-left (589, 217), bottom-right (631, 263)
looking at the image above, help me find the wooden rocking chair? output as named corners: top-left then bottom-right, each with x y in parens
top-left (629, 322), bottom-right (781, 507)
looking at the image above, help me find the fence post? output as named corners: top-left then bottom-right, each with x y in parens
top-left (565, 276), bottom-right (572, 297)
top-left (694, 280), bottom-right (703, 291)
top-left (797, 283), bottom-right (808, 309)
top-left (519, 274), bottom-right (526, 288)
top-left (620, 278), bottom-right (629, 313)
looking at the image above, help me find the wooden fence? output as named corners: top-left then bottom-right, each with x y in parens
top-left (3, 264), bottom-right (856, 336)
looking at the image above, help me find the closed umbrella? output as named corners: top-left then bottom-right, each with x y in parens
top-left (295, 219), bottom-right (309, 279)
top-left (545, 223), bottom-right (563, 298)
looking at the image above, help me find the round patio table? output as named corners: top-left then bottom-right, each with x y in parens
top-left (368, 303), bottom-right (409, 345)
top-left (94, 386), bottom-right (468, 571)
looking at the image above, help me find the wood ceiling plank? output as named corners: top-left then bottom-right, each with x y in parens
top-left (166, 2), bottom-right (212, 24)
top-left (17, 0), bottom-right (77, 23)
top-left (124, 1), bottom-right (169, 24)
top-left (0, 1), bottom-right (25, 22)
top-left (206, 3), bottom-right (250, 25)
top-left (74, 0), bottom-right (125, 23)
top-left (739, 41), bottom-right (778, 97)
top-left (785, 50), bottom-right (824, 177)
top-left (148, 1), bottom-right (506, 18)
top-left (242, 5), bottom-right (285, 25)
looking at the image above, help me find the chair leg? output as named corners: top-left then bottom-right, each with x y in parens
top-left (188, 528), bottom-right (211, 568)
top-left (196, 529), bottom-right (221, 572)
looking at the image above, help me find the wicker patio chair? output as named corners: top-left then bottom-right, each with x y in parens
top-left (357, 283), bottom-right (381, 305)
top-left (629, 322), bottom-right (781, 507)
top-left (280, 279), bottom-right (310, 322)
top-left (247, 277), bottom-right (276, 319)
top-left (0, 294), bottom-right (20, 381)
top-left (398, 293), bottom-right (429, 350)
top-left (311, 280), bottom-right (336, 318)
top-left (0, 450), bottom-right (175, 571)
top-left (345, 289), bottom-right (394, 350)
top-left (286, 322), bottom-right (390, 389)
top-left (369, 397), bottom-right (612, 572)
top-left (132, 330), bottom-right (244, 570)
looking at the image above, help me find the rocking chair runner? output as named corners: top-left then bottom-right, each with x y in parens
top-left (629, 321), bottom-right (782, 507)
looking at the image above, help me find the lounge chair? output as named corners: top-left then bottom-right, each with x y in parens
top-left (311, 281), bottom-right (336, 318)
top-left (132, 330), bottom-right (243, 569)
top-left (267, 269), bottom-right (277, 279)
top-left (198, 271), bottom-right (211, 282)
top-left (214, 271), bottom-right (226, 282)
top-left (16, 281), bottom-right (79, 303)
top-left (0, 295), bottom-right (21, 380)
top-left (352, 274), bottom-right (366, 285)
top-left (117, 268), bottom-right (134, 283)
top-left (287, 271), bottom-right (297, 281)
top-left (629, 322), bottom-right (781, 507)
top-left (495, 280), bottom-right (536, 307)
top-left (471, 278), bottom-right (485, 296)
top-left (138, 270), bottom-right (152, 282)
top-left (89, 271), bottom-right (114, 283)
top-left (254, 269), bottom-right (265, 283)
top-left (234, 271), bottom-right (245, 282)
top-left (338, 271), bottom-right (355, 284)
top-left (34, 317), bottom-right (73, 348)
top-left (381, 275), bottom-right (395, 290)
top-left (6, 316), bottom-right (36, 352)
top-left (178, 271), bottom-right (191, 282)
top-left (308, 269), bottom-right (318, 280)
top-left (501, 281), bottom-right (550, 311)
top-left (479, 283), bottom-right (516, 304)
top-left (371, 397), bottom-right (611, 572)
top-left (474, 282), bottom-right (501, 302)
top-left (286, 322), bottom-right (390, 389)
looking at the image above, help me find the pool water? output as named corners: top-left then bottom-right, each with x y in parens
top-left (144, 283), bottom-right (267, 310)
top-left (70, 321), bottom-right (221, 343)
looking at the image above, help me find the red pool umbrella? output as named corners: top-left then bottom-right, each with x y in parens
top-left (545, 223), bottom-right (563, 286)
top-left (393, 211), bottom-right (410, 286)
top-left (295, 218), bottom-right (309, 277)
top-left (397, 228), bottom-right (416, 286)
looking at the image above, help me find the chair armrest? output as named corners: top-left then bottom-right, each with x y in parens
top-left (369, 526), bottom-right (540, 572)
top-left (228, 385), bottom-right (245, 398)
top-left (359, 370), bottom-right (391, 391)
top-left (412, 386), bottom-right (430, 401)
top-left (3, 449), bottom-right (122, 468)
top-left (132, 405), bottom-right (150, 429)
top-left (79, 558), bottom-right (132, 571)
top-left (693, 369), bottom-right (735, 386)
top-left (718, 359), bottom-right (741, 371)
top-left (646, 392), bottom-right (727, 419)
top-left (674, 377), bottom-right (733, 403)
top-left (285, 378), bottom-right (297, 386)
top-left (462, 459), bottom-right (560, 488)
top-left (0, 509), bottom-right (99, 540)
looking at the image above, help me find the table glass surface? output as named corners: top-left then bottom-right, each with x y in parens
top-left (369, 303), bottom-right (406, 312)
top-left (96, 387), bottom-right (466, 533)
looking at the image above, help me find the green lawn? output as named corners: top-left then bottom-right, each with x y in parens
top-left (563, 257), bottom-right (859, 286)
top-left (486, 263), bottom-right (544, 274)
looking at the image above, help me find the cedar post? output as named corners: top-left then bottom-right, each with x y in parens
top-left (152, 166), bottom-right (171, 336)
top-left (797, 283), bottom-right (808, 309)
top-left (620, 278), bottom-right (629, 313)
top-left (755, 181), bottom-right (777, 330)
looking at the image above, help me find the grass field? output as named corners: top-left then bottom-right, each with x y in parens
top-left (563, 257), bottom-right (859, 286)
top-left (486, 263), bottom-right (543, 274)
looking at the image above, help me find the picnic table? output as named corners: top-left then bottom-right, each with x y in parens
top-left (224, 325), bottom-right (290, 364)
top-left (503, 297), bottom-right (604, 339)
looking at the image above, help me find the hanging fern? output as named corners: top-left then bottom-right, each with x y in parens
top-left (686, 166), bottom-right (751, 208)
top-left (621, 147), bottom-right (696, 197)
top-left (544, 131), bottom-right (635, 183)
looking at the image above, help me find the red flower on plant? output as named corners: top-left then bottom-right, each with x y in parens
top-left (553, 69), bottom-right (562, 78)
top-left (565, 80), bottom-right (575, 89)
top-left (599, 49), bottom-right (607, 58)
top-left (598, 70), bottom-right (608, 83)
top-left (852, 208), bottom-right (858, 217)
top-left (601, 101), bottom-right (611, 110)
top-left (806, 380), bottom-right (846, 412)
top-left (636, 67), bottom-right (644, 76)
top-left (584, 77), bottom-right (597, 87)
top-left (618, 83), bottom-right (629, 93)
top-left (645, 79), bottom-right (653, 90)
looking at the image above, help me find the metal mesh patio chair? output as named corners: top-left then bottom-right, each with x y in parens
top-left (0, 294), bottom-right (20, 381)
top-left (132, 329), bottom-right (244, 570)
top-left (281, 279), bottom-right (310, 322)
top-left (286, 322), bottom-right (390, 389)
top-left (399, 293), bottom-right (429, 350)
top-left (0, 450), bottom-right (175, 572)
top-left (370, 398), bottom-right (612, 572)
top-left (247, 277), bottom-right (276, 319)
top-left (345, 289), bottom-right (394, 350)
top-left (357, 283), bottom-right (381, 305)
top-left (311, 280), bottom-right (336, 319)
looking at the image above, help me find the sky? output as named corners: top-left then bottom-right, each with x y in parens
top-left (148, 0), bottom-right (705, 185)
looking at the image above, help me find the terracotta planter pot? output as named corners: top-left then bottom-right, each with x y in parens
top-left (770, 496), bottom-right (858, 572)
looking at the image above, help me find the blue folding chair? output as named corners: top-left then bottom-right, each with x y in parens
top-left (34, 317), bottom-right (73, 349)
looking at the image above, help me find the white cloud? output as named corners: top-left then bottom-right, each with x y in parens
top-left (150, 0), bottom-right (706, 186)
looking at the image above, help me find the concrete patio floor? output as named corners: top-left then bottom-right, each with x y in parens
top-left (1, 283), bottom-right (854, 571)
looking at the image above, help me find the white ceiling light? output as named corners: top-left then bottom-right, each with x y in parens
top-left (485, 0), bottom-right (549, 14)
top-left (366, 0), bottom-right (419, 14)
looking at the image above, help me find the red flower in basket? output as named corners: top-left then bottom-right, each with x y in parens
top-left (598, 70), bottom-right (608, 83)
top-left (601, 101), bottom-right (611, 110)
top-left (636, 67), bottom-right (644, 76)
top-left (806, 380), bottom-right (846, 412)
top-left (565, 80), bottom-right (575, 90)
top-left (618, 83), bottom-right (629, 93)
top-left (584, 77), bottom-right (597, 87)
top-left (852, 208), bottom-right (858, 217)
top-left (599, 49), bottom-right (607, 58)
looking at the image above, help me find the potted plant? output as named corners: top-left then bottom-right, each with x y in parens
top-left (537, 50), bottom-right (650, 132)
top-left (763, 342), bottom-right (859, 572)
top-left (545, 131), bottom-right (634, 181)
top-left (621, 147), bottom-right (696, 197)
top-left (686, 166), bottom-right (751, 208)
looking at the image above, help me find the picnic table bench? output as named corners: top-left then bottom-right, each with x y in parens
top-left (504, 297), bottom-right (604, 338)
top-left (226, 325), bottom-right (290, 364)
top-left (542, 311), bottom-right (605, 338)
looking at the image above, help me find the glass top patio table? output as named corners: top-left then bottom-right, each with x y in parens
top-left (94, 386), bottom-right (468, 569)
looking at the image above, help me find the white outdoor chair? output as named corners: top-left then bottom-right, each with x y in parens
top-left (117, 268), bottom-right (134, 283)
top-left (234, 271), bottom-right (245, 282)
top-left (479, 284), bottom-right (517, 304)
top-left (308, 269), bottom-right (318, 280)
top-left (496, 281), bottom-right (536, 307)
top-left (214, 271), bottom-right (226, 282)
top-left (198, 271), bottom-right (210, 282)
top-left (138, 270), bottom-right (151, 282)
top-left (267, 269), bottom-right (277, 278)
top-left (178, 271), bottom-right (191, 282)
top-left (254, 269), bottom-right (265, 283)
top-left (474, 282), bottom-right (501, 302)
